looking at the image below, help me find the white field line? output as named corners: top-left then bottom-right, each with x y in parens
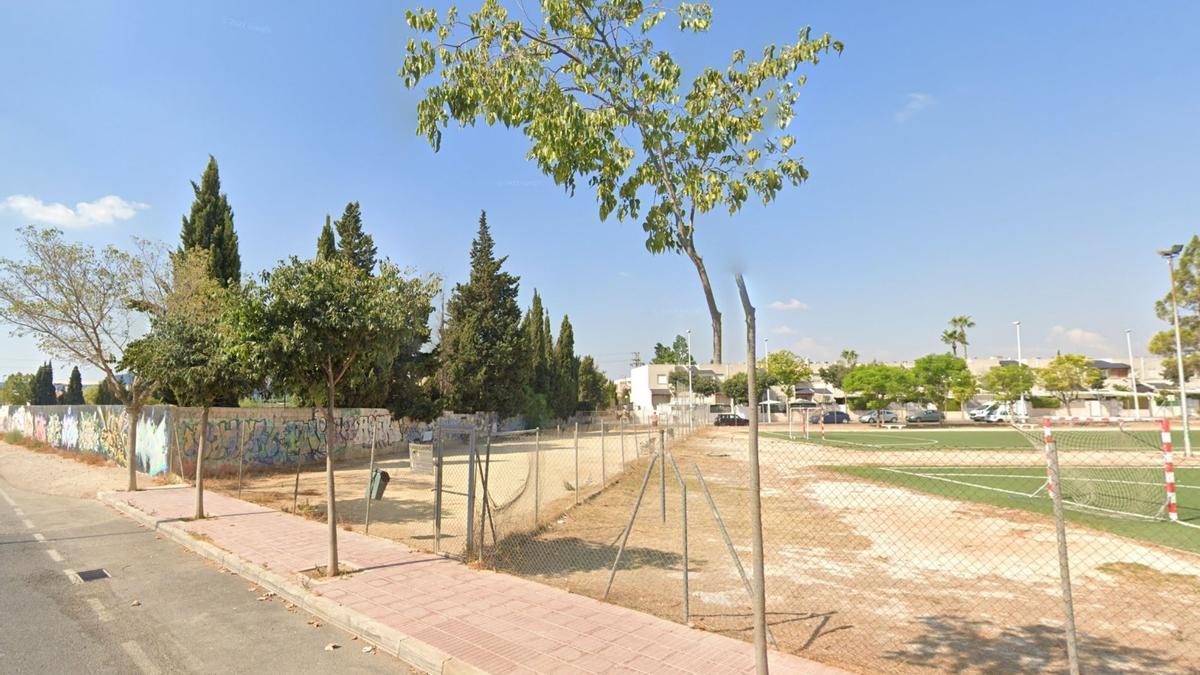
top-left (46, 549), bottom-right (63, 562)
top-left (33, 532), bottom-right (45, 542)
top-left (825, 436), bottom-right (941, 449)
top-left (913, 472), bottom-right (1200, 491)
top-left (87, 597), bottom-right (113, 622)
top-left (0, 487), bottom-right (15, 506)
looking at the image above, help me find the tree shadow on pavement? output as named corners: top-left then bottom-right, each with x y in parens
top-left (485, 534), bottom-right (685, 578)
top-left (885, 615), bottom-right (1175, 674)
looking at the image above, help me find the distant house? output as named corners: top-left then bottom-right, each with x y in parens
top-left (1089, 360), bottom-right (1130, 379)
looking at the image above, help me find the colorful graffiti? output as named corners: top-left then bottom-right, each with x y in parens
top-left (0, 405), bottom-right (172, 475)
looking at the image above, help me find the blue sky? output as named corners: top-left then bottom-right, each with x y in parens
top-left (2, 1), bottom-right (1197, 381)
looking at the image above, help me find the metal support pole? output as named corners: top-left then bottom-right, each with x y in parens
top-left (601, 421), bottom-right (607, 487)
top-left (364, 417), bottom-right (377, 535)
top-left (1165, 254), bottom-right (1193, 457)
top-left (737, 273), bottom-right (769, 675)
top-left (433, 427), bottom-right (443, 554)
top-left (1125, 329), bottom-right (1141, 418)
top-left (620, 421), bottom-right (626, 469)
top-left (534, 428), bottom-right (541, 526)
top-left (603, 453), bottom-right (659, 600)
top-left (665, 450), bottom-right (688, 623)
top-left (465, 430), bottom-right (477, 562)
top-left (236, 418), bottom-right (246, 500)
top-left (659, 430), bottom-right (667, 524)
top-left (573, 422), bottom-right (580, 504)
top-left (1043, 421), bottom-right (1081, 675)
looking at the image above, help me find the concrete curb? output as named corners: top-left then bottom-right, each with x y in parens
top-left (98, 490), bottom-right (487, 675)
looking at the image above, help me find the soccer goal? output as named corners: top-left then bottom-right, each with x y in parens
top-left (1017, 417), bottom-right (1178, 522)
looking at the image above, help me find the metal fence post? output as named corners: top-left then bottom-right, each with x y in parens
top-left (433, 426), bottom-right (443, 554)
top-left (236, 418), bottom-right (246, 500)
top-left (364, 416), bottom-right (377, 536)
top-left (534, 428), bottom-right (541, 526)
top-left (1043, 420), bottom-right (1081, 675)
top-left (659, 430), bottom-right (666, 524)
top-left (619, 420), bottom-right (626, 469)
top-left (465, 429), bottom-right (477, 562)
top-left (601, 420), bottom-right (607, 487)
top-left (573, 422), bottom-right (580, 505)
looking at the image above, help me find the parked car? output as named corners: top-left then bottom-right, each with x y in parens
top-left (859, 410), bottom-right (899, 424)
top-left (907, 409), bottom-right (945, 424)
top-left (810, 411), bottom-right (852, 424)
top-left (714, 413), bottom-right (749, 427)
top-left (968, 403), bottom-right (999, 421)
top-left (984, 405), bottom-right (1013, 424)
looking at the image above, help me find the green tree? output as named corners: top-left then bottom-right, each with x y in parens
top-left (1, 372), bottom-right (34, 405)
top-left (316, 215), bottom-right (337, 261)
top-left (403, 1), bottom-right (840, 364)
top-left (693, 376), bottom-right (720, 398)
top-left (980, 364), bottom-right (1036, 404)
top-left (1151, 235), bottom-right (1200, 383)
top-left (1038, 354), bottom-right (1103, 416)
top-left (948, 315), bottom-right (976, 360)
top-left (842, 364), bottom-right (912, 424)
top-left (818, 350), bottom-right (859, 390)
top-left (123, 250), bottom-right (260, 519)
top-left (94, 377), bottom-right (124, 405)
top-left (577, 355), bottom-right (610, 411)
top-left (521, 291), bottom-right (552, 396)
top-left (940, 329), bottom-right (961, 357)
top-left (334, 201), bottom-right (378, 273)
top-left (911, 353), bottom-right (971, 411)
top-left (721, 370), bottom-right (778, 406)
top-left (552, 316), bottom-right (579, 418)
top-left (33, 362), bottom-right (56, 404)
top-left (0, 227), bottom-right (166, 489)
top-left (180, 156), bottom-right (241, 287)
top-left (949, 370), bottom-right (979, 417)
top-left (245, 255), bottom-right (437, 576)
top-left (651, 335), bottom-right (694, 365)
top-left (762, 349), bottom-right (812, 398)
top-left (63, 366), bottom-right (85, 405)
top-left (442, 212), bottom-right (526, 417)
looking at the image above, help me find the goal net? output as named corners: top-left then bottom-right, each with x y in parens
top-left (1016, 417), bottom-right (1178, 522)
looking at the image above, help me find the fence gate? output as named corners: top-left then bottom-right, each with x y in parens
top-left (433, 421), bottom-right (477, 560)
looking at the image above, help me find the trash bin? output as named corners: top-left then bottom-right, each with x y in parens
top-left (367, 468), bottom-right (390, 500)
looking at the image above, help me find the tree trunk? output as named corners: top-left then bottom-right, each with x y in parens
top-left (325, 378), bottom-right (339, 577)
top-left (126, 403), bottom-right (141, 491)
top-left (194, 406), bottom-right (209, 519)
top-left (683, 240), bottom-right (722, 364)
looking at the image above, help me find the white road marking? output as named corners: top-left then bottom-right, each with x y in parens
top-left (33, 532), bottom-right (46, 542)
top-left (46, 549), bottom-right (63, 562)
top-left (13, 507), bottom-right (23, 516)
top-left (22, 518), bottom-right (35, 529)
top-left (87, 597), bottom-right (113, 622)
top-left (121, 641), bottom-right (161, 675)
top-left (0, 487), bottom-right (15, 506)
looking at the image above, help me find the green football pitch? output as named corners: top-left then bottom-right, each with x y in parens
top-left (764, 427), bottom-right (1200, 451)
top-left (827, 464), bottom-right (1200, 554)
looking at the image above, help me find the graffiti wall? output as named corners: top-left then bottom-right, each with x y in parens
top-left (0, 405), bottom-right (172, 476)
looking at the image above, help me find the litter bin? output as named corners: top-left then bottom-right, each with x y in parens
top-left (367, 468), bottom-right (390, 500)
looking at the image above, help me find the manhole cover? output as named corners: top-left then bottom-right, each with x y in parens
top-left (76, 569), bottom-right (110, 582)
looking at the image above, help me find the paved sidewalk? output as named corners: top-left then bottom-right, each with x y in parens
top-left (100, 487), bottom-right (845, 675)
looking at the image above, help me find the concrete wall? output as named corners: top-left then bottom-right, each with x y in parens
top-left (0, 405), bottom-right (172, 476)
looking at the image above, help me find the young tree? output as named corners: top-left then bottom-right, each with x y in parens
top-left (911, 353), bottom-right (971, 411)
top-left (1151, 234), bottom-right (1200, 382)
top-left (180, 156), bottom-right (241, 286)
top-left (316, 215), bottom-right (337, 261)
top-left (842, 364), bottom-right (912, 425)
top-left (403, 1), bottom-right (841, 363)
top-left (334, 201), bottom-right (378, 273)
top-left (1038, 354), bottom-right (1103, 416)
top-left (442, 212), bottom-right (526, 417)
top-left (651, 335), bottom-right (694, 365)
top-left (123, 250), bottom-right (260, 519)
top-left (1, 372), bottom-right (34, 405)
top-left (552, 316), bottom-right (579, 418)
top-left (33, 362), bottom-right (56, 405)
top-left (721, 370), bottom-right (777, 406)
top-left (0, 227), bottom-right (166, 489)
top-left (949, 315), bottom-right (976, 360)
top-left (818, 349), bottom-right (859, 390)
top-left (949, 370), bottom-right (979, 418)
top-left (762, 349), bottom-right (812, 399)
top-left (63, 366), bottom-right (85, 405)
top-left (246, 255), bottom-right (437, 576)
top-left (981, 364), bottom-right (1036, 405)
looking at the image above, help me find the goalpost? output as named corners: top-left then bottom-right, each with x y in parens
top-left (1023, 417), bottom-right (1179, 523)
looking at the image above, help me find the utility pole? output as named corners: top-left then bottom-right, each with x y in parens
top-left (1014, 321), bottom-right (1025, 421)
top-left (1160, 244), bottom-right (1192, 457)
top-left (631, 351), bottom-right (644, 368)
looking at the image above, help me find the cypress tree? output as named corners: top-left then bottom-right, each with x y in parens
top-left (552, 316), bottom-right (579, 418)
top-left (180, 156), bottom-right (241, 286)
top-left (523, 290), bottom-right (551, 395)
top-left (442, 211), bottom-right (526, 417)
top-left (95, 377), bottom-right (123, 405)
top-left (33, 362), bottom-right (57, 405)
top-left (317, 215), bottom-right (337, 261)
top-left (63, 366), bottom-right (85, 405)
top-left (334, 201), bottom-right (377, 273)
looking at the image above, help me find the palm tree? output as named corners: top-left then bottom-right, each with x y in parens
top-left (949, 315), bottom-right (976, 360)
top-left (840, 349), bottom-right (859, 366)
top-left (941, 329), bottom-right (960, 357)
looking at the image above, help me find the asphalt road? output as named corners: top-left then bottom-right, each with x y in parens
top-left (0, 475), bottom-right (411, 674)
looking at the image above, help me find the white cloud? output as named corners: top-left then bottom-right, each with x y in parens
top-left (1048, 325), bottom-right (1110, 351)
top-left (895, 93), bottom-right (934, 122)
top-left (768, 298), bottom-right (809, 311)
top-left (3, 194), bottom-right (148, 228)
top-left (771, 325), bottom-right (797, 336)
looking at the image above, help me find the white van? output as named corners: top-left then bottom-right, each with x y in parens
top-left (969, 402), bottom-right (999, 422)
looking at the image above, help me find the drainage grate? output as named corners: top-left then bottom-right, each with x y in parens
top-left (76, 569), bottom-right (110, 582)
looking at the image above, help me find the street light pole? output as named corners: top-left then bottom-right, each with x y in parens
top-left (686, 329), bottom-right (694, 428)
top-left (1014, 321), bottom-right (1025, 421)
top-left (763, 337), bottom-right (770, 423)
top-left (1125, 329), bottom-right (1140, 419)
top-left (1161, 245), bottom-right (1192, 457)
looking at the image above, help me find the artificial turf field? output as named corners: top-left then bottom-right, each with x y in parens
top-left (761, 428), bottom-right (1200, 553)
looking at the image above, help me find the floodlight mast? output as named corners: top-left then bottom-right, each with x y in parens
top-left (1160, 244), bottom-right (1192, 457)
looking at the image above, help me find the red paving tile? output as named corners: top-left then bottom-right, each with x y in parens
top-left (110, 487), bottom-right (845, 674)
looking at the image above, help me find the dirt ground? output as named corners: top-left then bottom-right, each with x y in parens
top-left (0, 440), bottom-right (161, 498)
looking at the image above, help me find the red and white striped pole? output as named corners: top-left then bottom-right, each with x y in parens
top-left (1162, 418), bottom-right (1179, 522)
